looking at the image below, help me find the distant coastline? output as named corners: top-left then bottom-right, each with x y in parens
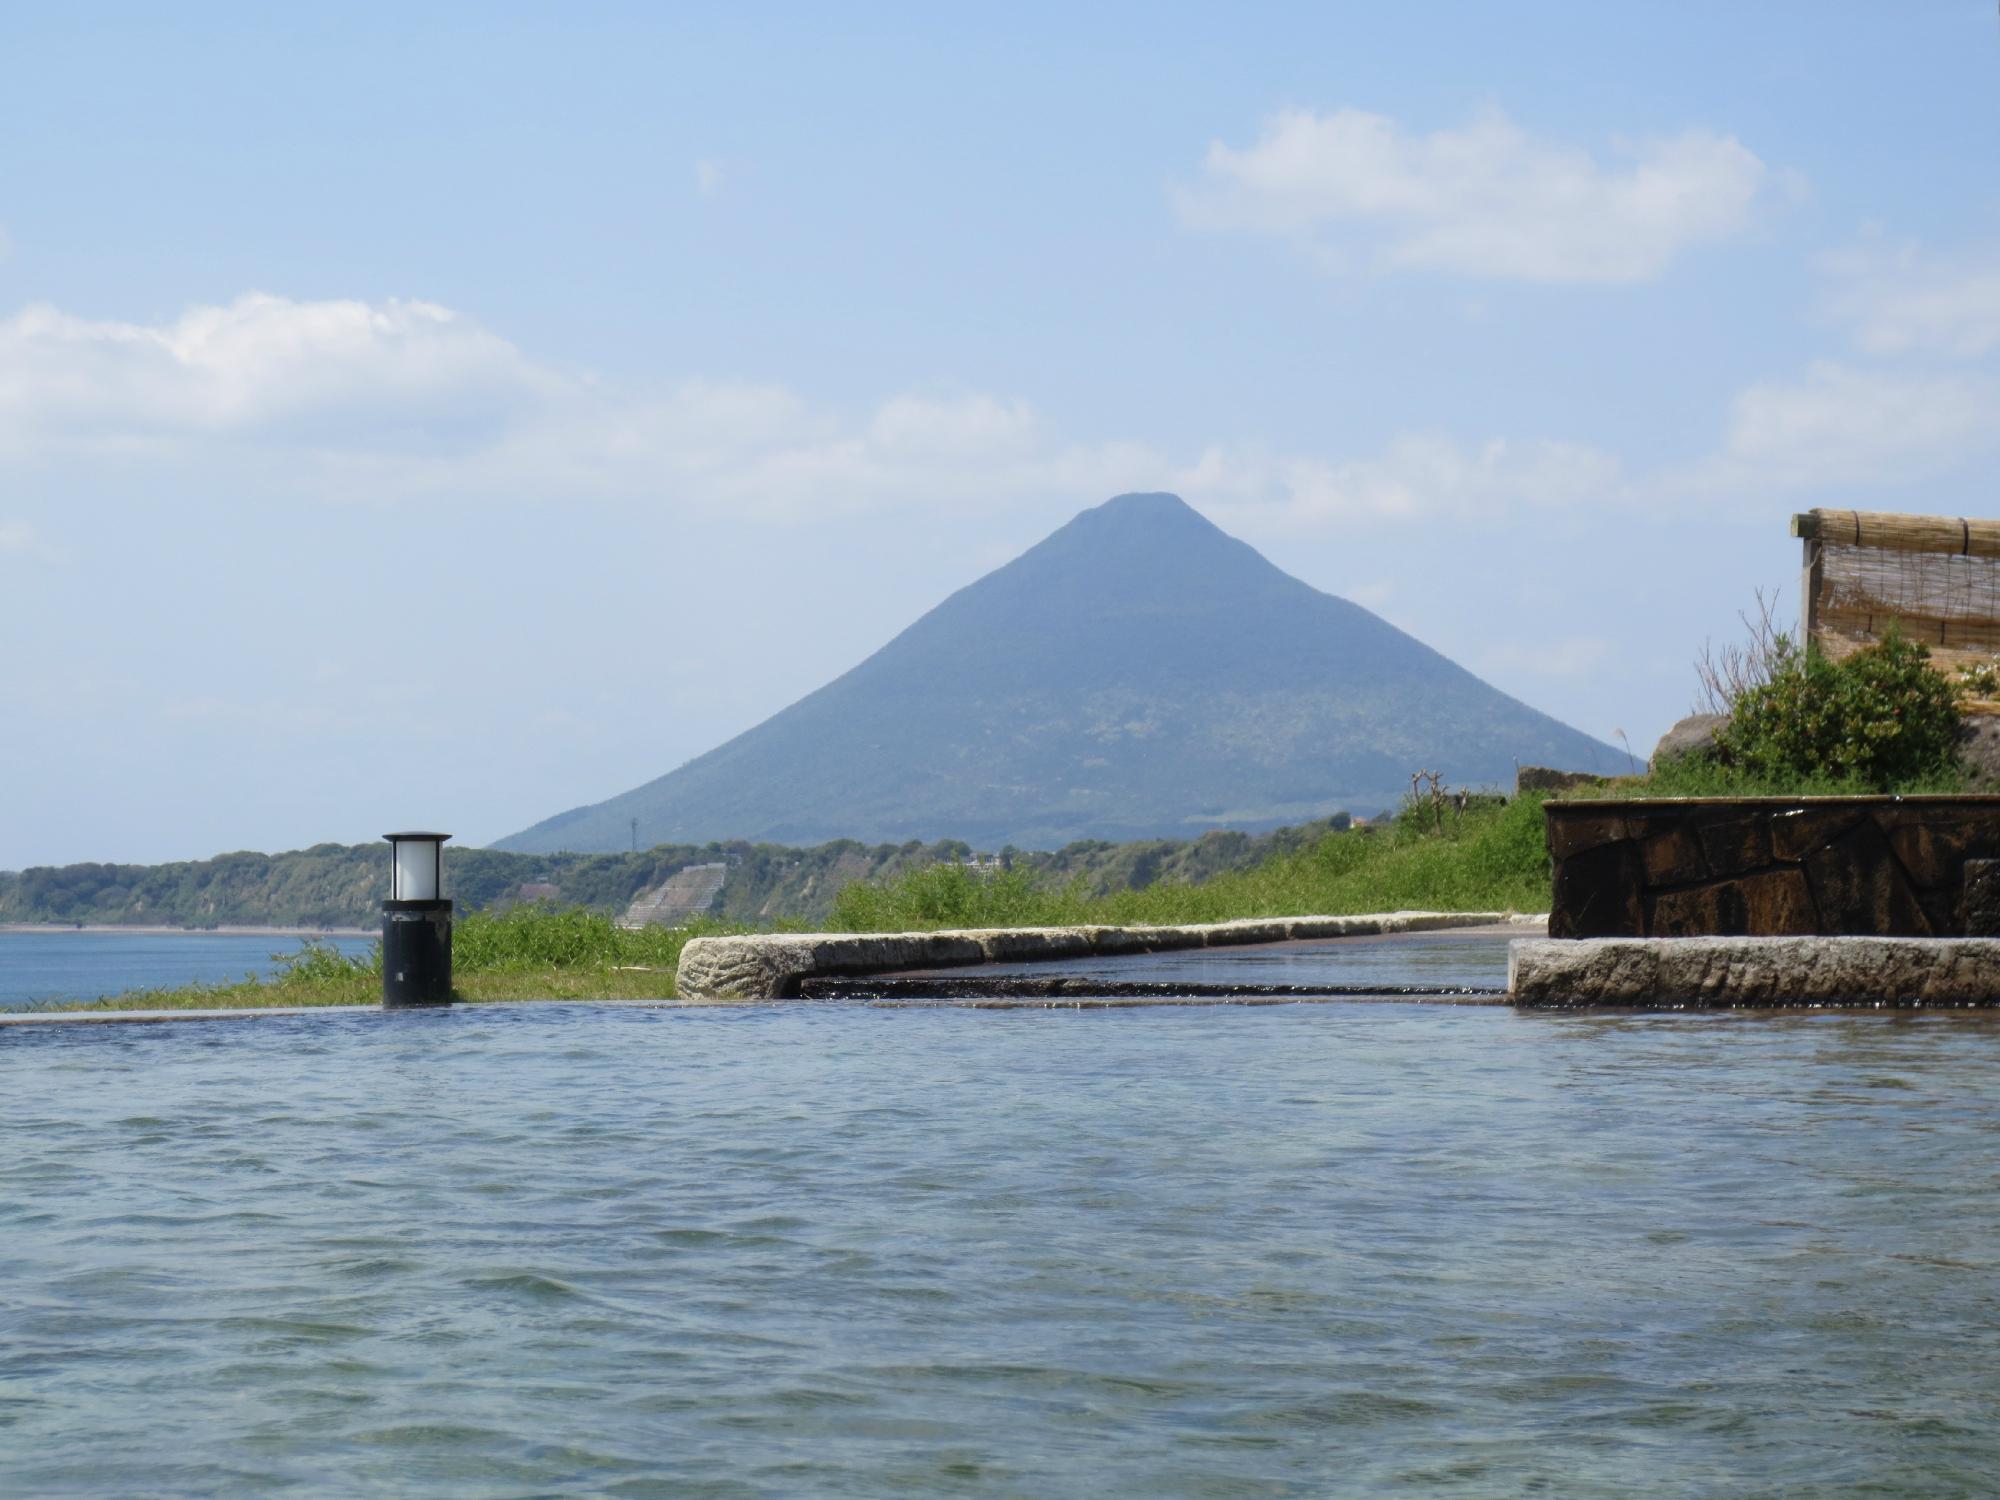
top-left (0, 924), bottom-right (374, 937)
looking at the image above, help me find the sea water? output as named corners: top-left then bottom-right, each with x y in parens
top-left (0, 930), bottom-right (376, 1010)
top-left (5, 999), bottom-right (1999, 1495)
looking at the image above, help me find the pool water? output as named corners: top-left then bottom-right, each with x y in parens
top-left (6, 1000), bottom-right (2000, 1495)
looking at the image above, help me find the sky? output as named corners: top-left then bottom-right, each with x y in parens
top-left (5, 2), bottom-right (2000, 867)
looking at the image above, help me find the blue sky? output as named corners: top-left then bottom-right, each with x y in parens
top-left (5, 2), bottom-right (2000, 865)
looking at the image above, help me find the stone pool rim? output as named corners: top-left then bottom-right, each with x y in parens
top-left (1510, 934), bottom-right (2000, 1009)
top-left (673, 910), bottom-right (1529, 1001)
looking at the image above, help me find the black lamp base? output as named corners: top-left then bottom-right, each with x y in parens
top-left (382, 899), bottom-right (453, 1008)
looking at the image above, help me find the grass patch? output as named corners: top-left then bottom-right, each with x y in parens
top-left (1565, 755), bottom-right (1967, 802)
top-left (38, 907), bottom-right (741, 1013)
top-left (829, 794), bottom-right (1556, 932)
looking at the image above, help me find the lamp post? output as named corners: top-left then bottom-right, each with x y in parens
top-left (383, 831), bottom-right (452, 1008)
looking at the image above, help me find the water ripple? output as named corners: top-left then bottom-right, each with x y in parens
top-left (6, 1001), bottom-right (2000, 1494)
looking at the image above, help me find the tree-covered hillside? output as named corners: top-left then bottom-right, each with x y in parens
top-left (0, 817), bottom-right (1348, 930)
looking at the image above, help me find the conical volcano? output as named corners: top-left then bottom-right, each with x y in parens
top-left (495, 493), bottom-right (1624, 852)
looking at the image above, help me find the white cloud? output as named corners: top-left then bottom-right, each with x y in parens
top-left (1183, 432), bottom-right (1625, 532)
top-left (1708, 360), bottom-right (2000, 491)
top-left (1821, 235), bottom-right (2000, 358)
top-left (695, 159), bottom-right (724, 197)
top-left (21, 289), bottom-right (1980, 543)
top-left (1176, 106), bottom-right (1779, 283)
top-left (0, 293), bottom-right (550, 460)
top-left (0, 290), bottom-right (1641, 531)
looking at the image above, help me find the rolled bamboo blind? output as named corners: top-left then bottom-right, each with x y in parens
top-left (1792, 508), bottom-right (2000, 559)
top-left (1793, 509), bottom-right (2000, 711)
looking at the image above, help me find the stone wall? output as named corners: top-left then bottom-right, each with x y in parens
top-left (1545, 797), bottom-right (2000, 938)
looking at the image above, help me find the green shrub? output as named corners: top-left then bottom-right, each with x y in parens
top-left (270, 936), bottom-right (378, 981)
top-left (1719, 628), bottom-right (1964, 790)
top-left (829, 863), bottom-right (1079, 931)
top-left (451, 904), bottom-right (708, 972)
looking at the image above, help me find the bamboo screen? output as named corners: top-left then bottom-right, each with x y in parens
top-left (1794, 508), bottom-right (2000, 711)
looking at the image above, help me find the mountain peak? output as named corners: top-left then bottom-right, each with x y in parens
top-left (996, 490), bottom-right (1266, 603)
top-left (1065, 491), bottom-right (1220, 540)
top-left (1091, 491), bottom-right (1202, 520)
top-left (495, 492), bottom-right (1626, 853)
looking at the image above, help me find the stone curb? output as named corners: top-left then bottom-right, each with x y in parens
top-left (1509, 936), bottom-right (2000, 1008)
top-left (673, 911), bottom-right (1524, 1001)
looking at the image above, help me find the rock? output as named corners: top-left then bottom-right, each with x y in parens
top-left (1639, 825), bottom-right (1707, 885)
top-left (675, 932), bottom-right (988, 1000)
top-left (1515, 766), bottom-right (1608, 795)
top-left (1692, 811), bottom-right (1771, 879)
top-left (1200, 918), bottom-right (1295, 947)
top-left (974, 928), bottom-right (1095, 964)
top-left (1802, 821), bottom-right (1933, 936)
top-left (1509, 935), bottom-right (2000, 1008)
top-left (1885, 810), bottom-right (2000, 888)
top-left (1648, 869), bottom-right (1818, 938)
top-left (1286, 915), bottom-right (1387, 940)
top-left (1959, 717), bottom-right (2000, 789)
top-left (1650, 714), bottom-right (1728, 769)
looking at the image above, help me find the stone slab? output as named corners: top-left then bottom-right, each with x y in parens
top-left (674, 911), bottom-right (1519, 1001)
top-left (1509, 936), bottom-right (2000, 1008)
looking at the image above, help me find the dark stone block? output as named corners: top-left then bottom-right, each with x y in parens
top-left (1966, 860), bottom-right (2000, 937)
top-left (1739, 867), bottom-right (1822, 935)
top-left (1549, 838), bottom-right (1644, 938)
top-left (1884, 816), bottom-right (1969, 888)
top-left (1640, 823), bottom-right (1707, 885)
top-left (1650, 868), bottom-right (1818, 938)
top-left (1547, 813), bottom-right (1633, 860)
top-left (1770, 806), bottom-right (1865, 862)
top-left (1917, 886), bottom-right (1963, 938)
top-left (1885, 811), bottom-right (2000, 889)
top-left (1803, 821), bottom-right (1933, 936)
top-left (1694, 813), bottom-right (1771, 878)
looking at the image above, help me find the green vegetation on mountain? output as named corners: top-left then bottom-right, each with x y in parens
top-left (0, 818), bottom-right (1351, 930)
top-left (498, 492), bottom-right (1624, 854)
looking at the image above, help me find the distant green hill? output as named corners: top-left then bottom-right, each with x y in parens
top-left (498, 492), bottom-right (1623, 853)
top-left (0, 819), bottom-right (1350, 930)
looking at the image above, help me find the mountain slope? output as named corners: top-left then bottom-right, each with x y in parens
top-left (496, 493), bottom-right (1625, 851)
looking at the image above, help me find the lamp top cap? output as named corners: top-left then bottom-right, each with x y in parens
top-left (383, 831), bottom-right (452, 844)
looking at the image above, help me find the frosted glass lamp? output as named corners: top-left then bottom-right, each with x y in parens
top-left (386, 831), bottom-right (449, 902)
